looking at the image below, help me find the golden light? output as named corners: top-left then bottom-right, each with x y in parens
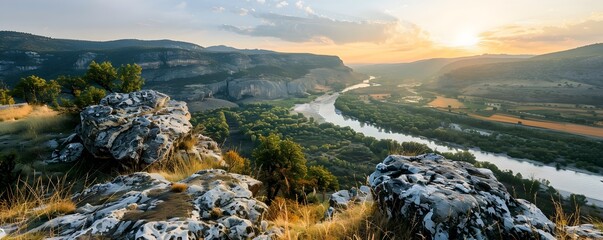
top-left (448, 30), bottom-right (481, 48)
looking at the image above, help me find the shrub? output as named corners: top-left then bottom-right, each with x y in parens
top-left (170, 183), bottom-right (188, 193)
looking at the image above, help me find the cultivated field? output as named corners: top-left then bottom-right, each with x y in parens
top-left (470, 113), bottom-right (603, 138)
top-left (428, 96), bottom-right (465, 108)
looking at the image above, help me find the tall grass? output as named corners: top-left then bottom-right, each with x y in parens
top-left (0, 111), bottom-right (76, 139)
top-left (0, 104), bottom-right (33, 122)
top-left (0, 175), bottom-right (76, 236)
top-left (266, 198), bottom-right (415, 240)
top-left (552, 198), bottom-right (581, 239)
top-left (148, 150), bottom-right (223, 182)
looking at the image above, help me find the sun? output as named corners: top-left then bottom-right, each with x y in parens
top-left (449, 31), bottom-right (481, 48)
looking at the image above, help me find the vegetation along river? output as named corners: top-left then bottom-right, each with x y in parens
top-left (293, 77), bottom-right (603, 206)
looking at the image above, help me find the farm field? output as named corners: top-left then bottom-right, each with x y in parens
top-left (470, 113), bottom-right (603, 138)
top-left (428, 96), bottom-right (465, 108)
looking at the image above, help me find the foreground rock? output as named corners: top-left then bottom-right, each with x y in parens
top-left (24, 169), bottom-right (280, 239)
top-left (369, 154), bottom-right (555, 240)
top-left (325, 186), bottom-right (372, 220)
top-left (565, 224), bottom-right (603, 239)
top-left (47, 90), bottom-right (222, 168)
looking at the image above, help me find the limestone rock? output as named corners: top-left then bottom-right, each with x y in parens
top-left (46, 90), bottom-right (222, 168)
top-left (565, 224), bottom-right (603, 239)
top-left (78, 90), bottom-right (191, 166)
top-left (27, 169), bottom-right (281, 239)
top-left (369, 153), bottom-right (555, 240)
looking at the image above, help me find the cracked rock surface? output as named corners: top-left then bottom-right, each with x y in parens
top-left (369, 153), bottom-right (555, 240)
top-left (28, 169), bottom-right (281, 240)
top-left (47, 90), bottom-right (222, 168)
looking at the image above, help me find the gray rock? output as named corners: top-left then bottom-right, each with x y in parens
top-left (46, 143), bottom-right (84, 163)
top-left (565, 224), bottom-right (603, 239)
top-left (369, 153), bottom-right (555, 240)
top-left (47, 90), bottom-right (222, 168)
top-left (78, 90), bottom-right (190, 166)
top-left (46, 139), bottom-right (59, 149)
top-left (329, 190), bottom-right (351, 209)
top-left (27, 169), bottom-right (281, 239)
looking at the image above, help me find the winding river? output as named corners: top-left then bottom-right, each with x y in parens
top-left (293, 78), bottom-right (603, 206)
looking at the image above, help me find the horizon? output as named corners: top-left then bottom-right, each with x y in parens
top-left (2, 0), bottom-right (603, 64)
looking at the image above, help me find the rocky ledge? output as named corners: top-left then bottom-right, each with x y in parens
top-left (369, 153), bottom-right (555, 240)
top-left (20, 169), bottom-right (281, 239)
top-left (47, 90), bottom-right (222, 168)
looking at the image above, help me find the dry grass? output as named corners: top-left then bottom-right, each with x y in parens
top-left (0, 176), bottom-right (76, 237)
top-left (0, 112), bottom-right (75, 139)
top-left (552, 198), bottom-right (582, 239)
top-left (2, 232), bottom-right (46, 240)
top-left (148, 151), bottom-right (223, 182)
top-left (471, 113), bottom-right (603, 138)
top-left (170, 183), bottom-right (188, 193)
top-left (267, 198), bottom-right (412, 240)
top-left (428, 96), bottom-right (465, 109)
top-left (0, 104), bottom-right (33, 121)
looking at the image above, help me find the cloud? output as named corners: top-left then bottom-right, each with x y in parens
top-left (480, 15), bottom-right (603, 52)
top-left (275, 1), bottom-right (288, 8)
top-left (222, 13), bottom-right (405, 44)
top-left (239, 8), bottom-right (249, 16)
top-left (257, 0), bottom-right (265, 3)
top-left (294, 0), bottom-right (313, 14)
top-left (212, 6), bottom-right (225, 13)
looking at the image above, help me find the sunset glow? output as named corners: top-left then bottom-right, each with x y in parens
top-left (2, 0), bottom-right (603, 64)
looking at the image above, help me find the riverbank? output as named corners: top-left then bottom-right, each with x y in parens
top-left (292, 79), bottom-right (603, 203)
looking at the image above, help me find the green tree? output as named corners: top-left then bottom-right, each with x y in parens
top-left (307, 165), bottom-right (339, 199)
top-left (0, 88), bottom-right (15, 105)
top-left (75, 86), bottom-right (106, 108)
top-left (41, 80), bottom-right (61, 106)
top-left (13, 75), bottom-right (46, 104)
top-left (84, 61), bottom-right (118, 92)
top-left (118, 64), bottom-right (144, 92)
top-left (57, 75), bottom-right (87, 96)
top-left (252, 134), bottom-right (307, 205)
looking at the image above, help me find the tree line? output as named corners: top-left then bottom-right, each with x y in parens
top-left (335, 94), bottom-right (603, 173)
top-left (0, 61), bottom-right (144, 108)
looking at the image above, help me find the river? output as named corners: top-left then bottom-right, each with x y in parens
top-left (293, 78), bottom-right (603, 206)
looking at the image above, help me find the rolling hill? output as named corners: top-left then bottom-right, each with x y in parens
top-left (354, 54), bottom-right (531, 84)
top-left (429, 44), bottom-right (603, 105)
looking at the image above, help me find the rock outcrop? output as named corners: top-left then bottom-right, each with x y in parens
top-left (325, 186), bottom-right (372, 220)
top-left (369, 153), bottom-right (555, 240)
top-left (25, 169), bottom-right (281, 239)
top-left (47, 90), bottom-right (222, 168)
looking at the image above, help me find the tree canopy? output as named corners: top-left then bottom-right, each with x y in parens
top-left (8, 61), bottom-right (144, 109)
top-left (0, 88), bottom-right (15, 105)
top-left (84, 61), bottom-right (118, 92)
top-left (12, 75), bottom-right (60, 105)
top-left (252, 134), bottom-right (307, 205)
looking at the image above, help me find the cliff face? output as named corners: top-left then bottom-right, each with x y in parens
top-left (0, 32), bottom-right (366, 101)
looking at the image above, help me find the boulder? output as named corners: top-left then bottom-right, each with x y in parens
top-left (78, 90), bottom-right (191, 166)
top-left (46, 90), bottom-right (222, 168)
top-left (26, 169), bottom-right (281, 239)
top-left (369, 153), bottom-right (555, 240)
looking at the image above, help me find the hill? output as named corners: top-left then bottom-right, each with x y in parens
top-left (354, 54), bottom-right (531, 84)
top-left (0, 32), bottom-right (365, 102)
top-left (429, 44), bottom-right (603, 105)
top-left (0, 31), bottom-right (202, 52)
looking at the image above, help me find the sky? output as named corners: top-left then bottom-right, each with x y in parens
top-left (2, 0), bottom-right (603, 64)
